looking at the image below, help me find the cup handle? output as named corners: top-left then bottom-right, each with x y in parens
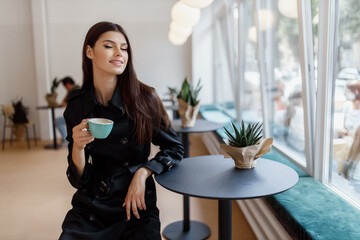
top-left (85, 120), bottom-right (90, 131)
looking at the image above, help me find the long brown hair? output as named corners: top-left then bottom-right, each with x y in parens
top-left (82, 21), bottom-right (170, 144)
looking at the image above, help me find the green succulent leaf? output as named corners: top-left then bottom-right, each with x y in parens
top-left (168, 87), bottom-right (177, 94)
top-left (223, 120), bottom-right (263, 148)
top-left (177, 77), bottom-right (202, 107)
top-left (50, 77), bottom-right (62, 95)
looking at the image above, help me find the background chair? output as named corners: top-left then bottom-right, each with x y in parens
top-left (2, 104), bottom-right (37, 150)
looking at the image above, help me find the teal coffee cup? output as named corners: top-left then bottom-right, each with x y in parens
top-left (87, 118), bottom-right (114, 139)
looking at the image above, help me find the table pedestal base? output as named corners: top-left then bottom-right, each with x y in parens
top-left (44, 144), bottom-right (57, 149)
top-left (163, 221), bottom-right (210, 240)
top-left (219, 200), bottom-right (232, 240)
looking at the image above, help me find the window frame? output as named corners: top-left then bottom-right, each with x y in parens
top-left (254, 0), bottom-right (316, 174)
top-left (314, 0), bottom-right (338, 182)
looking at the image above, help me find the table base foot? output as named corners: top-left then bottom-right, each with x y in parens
top-left (44, 144), bottom-right (57, 149)
top-left (43, 143), bottom-right (67, 150)
top-left (163, 221), bottom-right (210, 240)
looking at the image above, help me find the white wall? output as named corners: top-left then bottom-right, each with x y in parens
top-left (0, 0), bottom-right (39, 140)
top-left (1, 0), bottom-right (191, 140)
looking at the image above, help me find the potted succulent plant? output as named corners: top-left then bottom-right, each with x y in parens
top-left (220, 121), bottom-right (273, 169)
top-left (177, 77), bottom-right (202, 127)
top-left (168, 87), bottom-right (178, 102)
top-left (45, 77), bottom-right (62, 107)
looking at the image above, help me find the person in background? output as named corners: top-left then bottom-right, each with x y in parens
top-left (273, 80), bottom-right (285, 111)
top-left (55, 76), bottom-right (80, 143)
top-left (343, 126), bottom-right (360, 181)
top-left (338, 79), bottom-right (360, 138)
top-left (285, 89), bottom-right (305, 152)
top-left (59, 21), bottom-right (184, 239)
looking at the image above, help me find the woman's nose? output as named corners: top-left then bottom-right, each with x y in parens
top-left (115, 47), bottom-right (122, 57)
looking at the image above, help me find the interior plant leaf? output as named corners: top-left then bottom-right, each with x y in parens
top-left (177, 77), bottom-right (202, 107)
top-left (50, 77), bottom-right (61, 95)
top-left (223, 120), bottom-right (263, 148)
top-left (168, 87), bottom-right (177, 94)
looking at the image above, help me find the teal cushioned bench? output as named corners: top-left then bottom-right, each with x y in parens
top-left (266, 178), bottom-right (360, 240)
top-left (199, 105), bottom-right (360, 240)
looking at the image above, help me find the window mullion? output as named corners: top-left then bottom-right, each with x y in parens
top-left (297, 0), bottom-right (316, 175)
top-left (314, 0), bottom-right (339, 182)
top-left (254, 0), bottom-right (271, 137)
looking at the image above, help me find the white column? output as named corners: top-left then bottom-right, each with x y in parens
top-left (31, 0), bottom-right (52, 140)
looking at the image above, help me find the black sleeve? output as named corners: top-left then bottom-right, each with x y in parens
top-left (143, 124), bottom-right (184, 175)
top-left (63, 100), bottom-right (92, 190)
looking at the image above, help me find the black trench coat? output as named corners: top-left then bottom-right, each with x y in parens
top-left (59, 85), bottom-right (184, 240)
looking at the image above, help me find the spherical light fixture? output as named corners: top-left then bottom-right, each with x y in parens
top-left (168, 31), bottom-right (188, 46)
top-left (258, 9), bottom-right (276, 31)
top-left (278, 0), bottom-right (298, 19)
top-left (170, 21), bottom-right (193, 38)
top-left (171, 1), bottom-right (201, 28)
top-left (180, 0), bottom-right (214, 9)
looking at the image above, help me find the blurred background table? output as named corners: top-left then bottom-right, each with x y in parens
top-left (36, 105), bottom-right (63, 149)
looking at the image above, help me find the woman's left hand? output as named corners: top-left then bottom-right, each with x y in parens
top-left (123, 167), bottom-right (153, 220)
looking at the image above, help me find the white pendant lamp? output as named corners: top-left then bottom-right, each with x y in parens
top-left (170, 21), bottom-right (193, 38)
top-left (278, 0), bottom-right (298, 19)
top-left (171, 1), bottom-right (201, 28)
top-left (168, 31), bottom-right (188, 46)
top-left (180, 0), bottom-right (214, 9)
top-left (248, 26), bottom-right (257, 43)
top-left (258, 9), bottom-right (276, 31)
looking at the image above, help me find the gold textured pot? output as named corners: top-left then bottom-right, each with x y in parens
top-left (45, 93), bottom-right (58, 107)
top-left (177, 98), bottom-right (200, 127)
top-left (220, 138), bottom-right (273, 169)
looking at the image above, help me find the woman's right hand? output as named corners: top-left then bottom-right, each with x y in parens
top-left (72, 119), bottom-right (94, 150)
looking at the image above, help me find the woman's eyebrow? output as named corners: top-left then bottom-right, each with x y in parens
top-left (102, 40), bottom-right (128, 46)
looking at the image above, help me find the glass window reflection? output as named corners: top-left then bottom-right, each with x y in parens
top-left (331, 0), bottom-right (360, 203)
top-left (257, 0), bottom-right (306, 164)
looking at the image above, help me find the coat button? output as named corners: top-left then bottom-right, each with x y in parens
top-left (123, 161), bottom-right (129, 166)
top-left (89, 214), bottom-right (95, 221)
top-left (146, 190), bottom-right (153, 196)
top-left (120, 137), bottom-right (128, 144)
top-left (119, 106), bottom-right (125, 115)
top-left (86, 144), bottom-right (93, 151)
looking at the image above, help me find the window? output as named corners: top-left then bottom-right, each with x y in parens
top-left (329, 0), bottom-right (360, 205)
top-left (213, 13), bottom-right (235, 112)
top-left (240, 0), bottom-right (262, 123)
top-left (256, 0), bottom-right (306, 166)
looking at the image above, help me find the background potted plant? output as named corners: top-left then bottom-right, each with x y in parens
top-left (177, 77), bottom-right (202, 127)
top-left (220, 121), bottom-right (273, 169)
top-left (11, 98), bottom-right (29, 141)
top-left (45, 77), bottom-right (62, 107)
top-left (167, 87), bottom-right (178, 102)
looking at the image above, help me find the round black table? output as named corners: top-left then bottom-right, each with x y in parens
top-left (155, 155), bottom-right (299, 240)
top-left (172, 119), bottom-right (222, 158)
top-left (36, 106), bottom-right (63, 149)
top-left (164, 102), bottom-right (179, 119)
top-left (164, 119), bottom-right (222, 240)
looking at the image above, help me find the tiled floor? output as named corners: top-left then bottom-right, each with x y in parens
top-left (0, 135), bottom-right (256, 240)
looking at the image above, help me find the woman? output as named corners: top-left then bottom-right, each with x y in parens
top-left (59, 21), bottom-right (184, 239)
top-left (338, 79), bottom-right (360, 138)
